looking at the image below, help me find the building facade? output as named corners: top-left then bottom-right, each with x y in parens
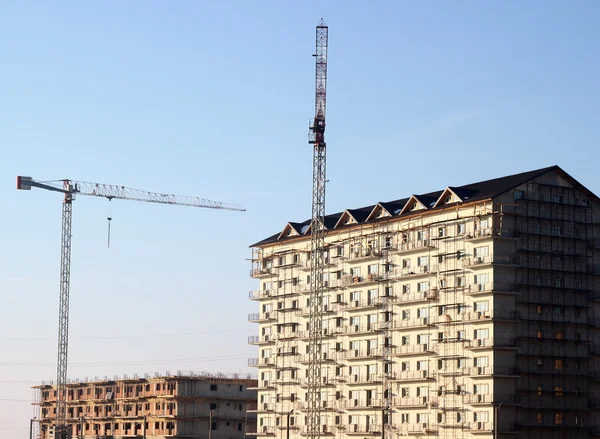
top-left (248, 166), bottom-right (600, 439)
top-left (33, 373), bottom-right (257, 439)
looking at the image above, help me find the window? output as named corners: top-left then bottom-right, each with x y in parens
top-left (456, 276), bottom-right (465, 287)
top-left (417, 256), bottom-right (429, 267)
top-left (553, 306), bottom-right (564, 316)
top-left (474, 273), bottom-right (489, 285)
top-left (210, 384), bottom-right (218, 391)
top-left (555, 359), bottom-right (563, 370)
top-left (368, 264), bottom-right (378, 275)
top-left (514, 190), bottom-right (524, 201)
top-left (473, 384), bottom-right (489, 395)
top-left (474, 246), bottom-right (489, 258)
top-left (238, 423), bottom-right (243, 431)
top-left (474, 357), bottom-right (488, 367)
top-left (402, 258), bottom-right (410, 268)
top-left (554, 413), bottom-right (563, 425)
top-left (417, 361), bottom-right (428, 371)
top-left (554, 386), bottom-right (563, 397)
top-left (474, 411), bottom-right (488, 422)
top-left (537, 386), bottom-right (542, 396)
top-left (401, 387), bottom-right (410, 397)
top-left (337, 245), bottom-right (344, 257)
top-left (401, 362), bottom-right (410, 371)
top-left (401, 336), bottom-right (409, 346)
top-left (474, 329), bottom-right (489, 340)
top-left (457, 223), bottom-right (466, 235)
top-left (402, 310), bottom-right (410, 320)
top-left (417, 334), bottom-right (429, 345)
top-left (438, 227), bottom-right (445, 238)
top-left (474, 301), bottom-right (489, 312)
top-left (384, 236), bottom-right (392, 248)
top-left (536, 305), bottom-right (542, 314)
top-left (552, 195), bottom-right (563, 204)
top-left (555, 332), bottom-right (563, 340)
top-left (210, 403), bottom-right (217, 410)
top-left (402, 284), bottom-right (410, 294)
top-left (350, 267), bottom-right (361, 277)
top-left (417, 281), bottom-right (429, 292)
top-left (400, 413), bottom-right (409, 423)
top-left (416, 413), bottom-right (428, 423)
top-left (537, 413), bottom-right (542, 424)
top-left (536, 330), bottom-right (543, 339)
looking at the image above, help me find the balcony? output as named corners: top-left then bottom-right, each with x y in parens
top-left (343, 323), bottom-right (381, 336)
top-left (388, 317), bottom-right (432, 330)
top-left (339, 398), bottom-right (384, 410)
top-left (463, 281), bottom-right (517, 296)
top-left (248, 290), bottom-right (272, 300)
top-left (468, 366), bottom-right (519, 378)
top-left (463, 393), bottom-right (519, 405)
top-left (298, 377), bottom-right (336, 388)
top-left (399, 423), bottom-right (438, 434)
top-left (398, 265), bottom-right (431, 279)
top-left (342, 298), bottom-right (383, 312)
top-left (348, 248), bottom-right (386, 262)
top-left (392, 370), bottom-right (435, 382)
top-left (466, 337), bottom-right (516, 350)
top-left (396, 291), bottom-right (430, 304)
top-left (344, 347), bottom-right (386, 360)
top-left (465, 227), bottom-right (494, 242)
top-left (248, 380), bottom-right (276, 390)
top-left (393, 396), bottom-right (436, 408)
top-left (393, 240), bottom-right (435, 255)
top-left (249, 267), bottom-right (274, 278)
top-left (346, 424), bottom-right (382, 435)
top-left (298, 352), bottom-right (339, 364)
top-left (248, 312), bottom-right (276, 323)
top-left (465, 422), bottom-right (493, 433)
top-left (395, 344), bottom-right (435, 356)
top-left (247, 357), bottom-right (275, 368)
top-left (248, 335), bottom-right (273, 345)
top-left (463, 310), bottom-right (520, 323)
top-left (346, 374), bottom-right (384, 386)
top-left (299, 425), bottom-right (335, 436)
top-left (463, 254), bottom-right (520, 268)
top-left (247, 426), bottom-right (276, 435)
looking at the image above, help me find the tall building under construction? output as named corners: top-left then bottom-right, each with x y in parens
top-left (248, 165), bottom-right (600, 438)
top-left (32, 373), bottom-right (257, 439)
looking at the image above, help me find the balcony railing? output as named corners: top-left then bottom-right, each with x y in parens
top-left (463, 254), bottom-right (520, 267)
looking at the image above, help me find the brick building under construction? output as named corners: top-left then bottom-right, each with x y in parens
top-left (32, 372), bottom-right (257, 439)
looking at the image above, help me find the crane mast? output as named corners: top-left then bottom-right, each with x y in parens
top-left (17, 176), bottom-right (244, 437)
top-left (307, 19), bottom-right (328, 439)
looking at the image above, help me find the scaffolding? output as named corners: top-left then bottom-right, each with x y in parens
top-left (249, 176), bottom-right (599, 439)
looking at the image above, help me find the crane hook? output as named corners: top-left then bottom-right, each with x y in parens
top-left (107, 197), bottom-right (113, 248)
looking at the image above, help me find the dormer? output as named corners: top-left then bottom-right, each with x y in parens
top-left (399, 195), bottom-right (428, 215)
top-left (366, 203), bottom-right (392, 222)
top-left (277, 222), bottom-right (301, 240)
top-left (433, 187), bottom-right (463, 208)
top-left (334, 210), bottom-right (359, 228)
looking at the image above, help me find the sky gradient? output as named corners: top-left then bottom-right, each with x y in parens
top-left (1, 1), bottom-right (599, 436)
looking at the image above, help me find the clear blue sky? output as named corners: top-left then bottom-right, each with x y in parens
top-left (1, 1), bottom-right (599, 435)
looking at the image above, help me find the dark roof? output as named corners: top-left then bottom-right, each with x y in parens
top-left (250, 165), bottom-right (566, 247)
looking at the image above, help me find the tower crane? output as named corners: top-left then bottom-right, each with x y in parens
top-left (16, 176), bottom-right (245, 438)
top-left (307, 19), bottom-right (328, 439)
